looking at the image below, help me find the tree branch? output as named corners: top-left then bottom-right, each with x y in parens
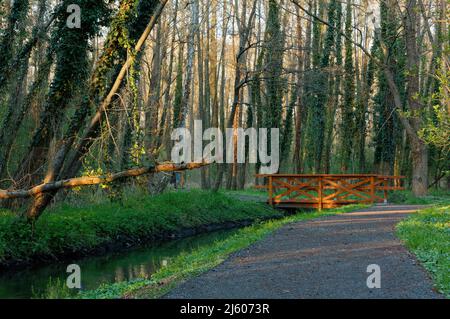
top-left (0, 162), bottom-right (208, 200)
top-left (290, 0), bottom-right (374, 60)
top-left (64, 0), bottom-right (169, 178)
top-left (291, 0), bottom-right (422, 142)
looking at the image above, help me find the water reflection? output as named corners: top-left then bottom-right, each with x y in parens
top-left (0, 229), bottom-right (237, 299)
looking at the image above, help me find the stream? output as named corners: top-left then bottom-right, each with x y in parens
top-left (0, 229), bottom-right (238, 299)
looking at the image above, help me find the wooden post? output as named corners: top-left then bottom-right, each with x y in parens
top-left (383, 178), bottom-right (388, 204)
top-left (268, 176), bottom-right (274, 207)
top-left (318, 176), bottom-right (323, 211)
top-left (370, 176), bottom-right (376, 204)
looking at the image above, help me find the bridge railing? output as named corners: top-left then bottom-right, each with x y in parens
top-left (255, 174), bottom-right (405, 210)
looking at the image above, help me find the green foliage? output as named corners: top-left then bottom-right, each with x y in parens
top-left (0, 191), bottom-right (282, 267)
top-left (372, 0), bottom-right (406, 173)
top-left (172, 51), bottom-right (184, 128)
top-left (80, 278), bottom-right (153, 299)
top-left (262, 0), bottom-right (285, 155)
top-left (0, 0), bottom-right (29, 88)
top-left (388, 189), bottom-right (450, 205)
top-left (340, 0), bottom-right (355, 171)
top-left (419, 57), bottom-right (450, 153)
top-left (56, 0), bottom-right (141, 176)
top-left (33, 278), bottom-right (76, 299)
top-left (321, 0), bottom-right (336, 68)
top-left (88, 0), bottom-right (137, 100)
top-left (304, 0), bottom-right (338, 173)
top-left (334, 2), bottom-right (343, 68)
top-left (397, 205), bottom-right (450, 297)
top-left (62, 0), bottom-right (159, 177)
top-left (421, 105), bottom-right (450, 150)
top-left (310, 1), bottom-right (322, 69)
top-left (20, 0), bottom-right (111, 186)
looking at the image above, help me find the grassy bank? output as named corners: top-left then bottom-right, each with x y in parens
top-left (79, 204), bottom-right (365, 299)
top-left (0, 190), bottom-right (283, 268)
top-left (396, 203), bottom-right (450, 297)
top-left (389, 189), bottom-right (450, 205)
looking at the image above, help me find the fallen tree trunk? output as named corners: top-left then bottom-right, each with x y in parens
top-left (0, 163), bottom-right (208, 200)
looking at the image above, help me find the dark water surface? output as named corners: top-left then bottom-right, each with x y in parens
top-left (0, 229), bottom-right (238, 299)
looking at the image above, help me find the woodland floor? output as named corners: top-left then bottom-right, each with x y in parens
top-left (164, 205), bottom-right (443, 299)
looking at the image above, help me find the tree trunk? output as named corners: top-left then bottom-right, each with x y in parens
top-left (25, 0), bottom-right (166, 219)
top-left (213, 0), bottom-right (257, 191)
top-left (380, 0), bottom-right (428, 196)
top-left (411, 139), bottom-right (428, 196)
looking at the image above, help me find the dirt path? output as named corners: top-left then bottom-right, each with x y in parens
top-left (164, 205), bottom-right (443, 299)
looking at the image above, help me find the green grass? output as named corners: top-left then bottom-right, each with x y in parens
top-left (222, 189), bottom-right (268, 199)
top-left (32, 278), bottom-right (76, 299)
top-left (396, 203), bottom-right (450, 297)
top-left (79, 204), bottom-right (366, 299)
top-left (0, 190), bottom-right (283, 267)
top-left (389, 189), bottom-right (450, 205)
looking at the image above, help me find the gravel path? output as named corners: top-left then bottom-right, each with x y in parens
top-left (164, 205), bottom-right (443, 299)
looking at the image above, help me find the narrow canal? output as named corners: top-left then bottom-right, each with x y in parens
top-left (0, 229), bottom-right (238, 299)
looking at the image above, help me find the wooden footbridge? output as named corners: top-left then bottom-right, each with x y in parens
top-left (255, 174), bottom-right (405, 210)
